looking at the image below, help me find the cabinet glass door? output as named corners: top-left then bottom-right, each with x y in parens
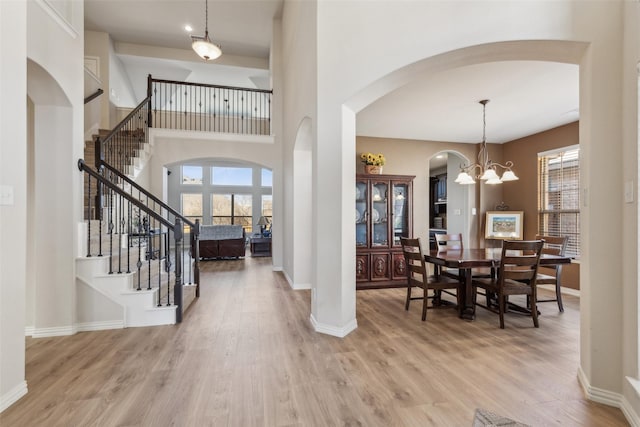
top-left (371, 180), bottom-right (389, 247)
top-left (355, 180), bottom-right (368, 247)
top-left (391, 182), bottom-right (409, 247)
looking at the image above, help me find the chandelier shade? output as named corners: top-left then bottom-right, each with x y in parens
top-left (455, 100), bottom-right (519, 185)
top-left (191, 0), bottom-right (222, 61)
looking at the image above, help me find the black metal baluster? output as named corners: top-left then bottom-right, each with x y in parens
top-left (136, 205), bottom-right (142, 291)
top-left (127, 196), bottom-right (131, 273)
top-left (117, 192), bottom-right (123, 274)
top-left (87, 173), bottom-right (92, 257)
top-left (108, 184), bottom-right (114, 274)
top-left (173, 219), bottom-right (183, 320)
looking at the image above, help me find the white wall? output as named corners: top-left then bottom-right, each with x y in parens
top-left (281, 0), bottom-right (318, 296)
top-left (1, 0), bottom-right (85, 411)
top-left (108, 37), bottom-right (138, 108)
top-left (85, 31), bottom-right (111, 129)
top-left (26, 0), bottom-right (84, 338)
top-left (621, 0), bottom-right (640, 418)
top-left (0, 0), bottom-right (28, 412)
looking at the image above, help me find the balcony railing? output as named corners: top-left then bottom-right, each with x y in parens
top-left (147, 75), bottom-right (272, 136)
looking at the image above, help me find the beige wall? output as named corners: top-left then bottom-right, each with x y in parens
top-left (502, 121), bottom-right (580, 289)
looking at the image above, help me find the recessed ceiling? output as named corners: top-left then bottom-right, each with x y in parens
top-left (357, 61), bottom-right (579, 144)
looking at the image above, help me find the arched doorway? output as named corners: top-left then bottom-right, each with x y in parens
top-left (26, 59), bottom-right (77, 334)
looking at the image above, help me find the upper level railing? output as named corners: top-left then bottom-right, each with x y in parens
top-left (147, 75), bottom-right (272, 136)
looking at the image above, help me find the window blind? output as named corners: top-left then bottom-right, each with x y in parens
top-left (538, 146), bottom-right (580, 258)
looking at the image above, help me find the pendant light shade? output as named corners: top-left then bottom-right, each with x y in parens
top-left (192, 33), bottom-right (222, 61)
top-left (191, 0), bottom-right (221, 61)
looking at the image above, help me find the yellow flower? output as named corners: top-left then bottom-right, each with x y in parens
top-left (360, 152), bottom-right (386, 166)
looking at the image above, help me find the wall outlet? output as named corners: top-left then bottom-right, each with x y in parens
top-left (0, 185), bottom-right (14, 206)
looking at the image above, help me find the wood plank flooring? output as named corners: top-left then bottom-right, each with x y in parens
top-left (1, 257), bottom-right (629, 426)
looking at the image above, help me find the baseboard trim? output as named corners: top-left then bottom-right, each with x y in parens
top-left (281, 269), bottom-right (311, 290)
top-left (0, 381), bottom-right (27, 413)
top-left (578, 367), bottom-right (640, 426)
top-left (76, 320), bottom-right (124, 332)
top-left (24, 326), bottom-right (35, 336)
top-left (310, 314), bottom-right (357, 338)
top-left (30, 325), bottom-right (77, 338)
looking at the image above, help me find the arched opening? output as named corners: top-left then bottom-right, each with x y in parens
top-left (339, 40), bottom-right (588, 333)
top-left (428, 150), bottom-right (474, 247)
top-left (26, 59), bottom-right (76, 334)
top-left (291, 118), bottom-right (313, 291)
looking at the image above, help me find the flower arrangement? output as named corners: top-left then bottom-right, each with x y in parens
top-left (360, 152), bottom-right (386, 166)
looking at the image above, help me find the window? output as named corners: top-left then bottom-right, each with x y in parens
top-left (182, 165), bottom-right (202, 185)
top-left (212, 167), bottom-right (252, 186)
top-left (181, 193), bottom-right (203, 228)
top-left (262, 195), bottom-right (272, 223)
top-left (212, 193), bottom-right (253, 232)
top-left (261, 168), bottom-right (272, 187)
top-left (538, 146), bottom-right (580, 257)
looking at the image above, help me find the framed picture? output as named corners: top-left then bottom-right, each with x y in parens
top-left (485, 211), bottom-right (524, 240)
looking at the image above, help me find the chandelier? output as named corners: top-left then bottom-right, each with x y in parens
top-left (455, 100), bottom-right (519, 185)
top-left (191, 0), bottom-right (222, 61)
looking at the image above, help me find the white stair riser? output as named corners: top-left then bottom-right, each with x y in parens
top-left (76, 255), bottom-right (177, 327)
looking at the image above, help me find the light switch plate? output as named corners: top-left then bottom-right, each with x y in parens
top-left (0, 185), bottom-right (14, 206)
top-left (625, 180), bottom-right (634, 204)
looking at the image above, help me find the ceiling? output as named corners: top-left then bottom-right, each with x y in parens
top-left (84, 1), bottom-right (580, 147)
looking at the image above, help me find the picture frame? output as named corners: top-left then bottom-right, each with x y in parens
top-left (485, 211), bottom-right (524, 240)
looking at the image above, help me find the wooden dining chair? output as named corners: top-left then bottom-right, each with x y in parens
top-left (433, 233), bottom-right (463, 279)
top-left (534, 234), bottom-right (569, 312)
top-left (400, 237), bottom-right (461, 321)
top-left (435, 233), bottom-right (493, 280)
top-left (472, 239), bottom-right (544, 329)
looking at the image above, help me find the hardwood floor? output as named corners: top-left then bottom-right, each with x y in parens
top-left (1, 257), bottom-right (629, 426)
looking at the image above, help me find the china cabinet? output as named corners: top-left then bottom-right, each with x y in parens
top-left (356, 174), bottom-right (414, 289)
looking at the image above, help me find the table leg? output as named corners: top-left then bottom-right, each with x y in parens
top-left (460, 268), bottom-right (475, 320)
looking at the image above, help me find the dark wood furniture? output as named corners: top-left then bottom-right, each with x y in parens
top-left (400, 237), bottom-right (460, 321)
top-left (472, 240), bottom-right (544, 329)
top-left (535, 234), bottom-right (569, 312)
top-left (356, 174), bottom-right (414, 289)
top-left (250, 236), bottom-right (272, 257)
top-left (196, 225), bottom-right (246, 259)
top-left (425, 247), bottom-right (572, 320)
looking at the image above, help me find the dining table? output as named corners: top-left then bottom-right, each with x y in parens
top-left (425, 247), bottom-right (572, 320)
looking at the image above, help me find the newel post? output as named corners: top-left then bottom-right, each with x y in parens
top-left (174, 218), bottom-right (183, 323)
top-left (147, 74), bottom-right (153, 128)
top-left (193, 219), bottom-right (200, 297)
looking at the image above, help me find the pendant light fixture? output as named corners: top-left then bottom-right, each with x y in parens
top-left (455, 100), bottom-right (519, 185)
top-left (191, 0), bottom-right (222, 61)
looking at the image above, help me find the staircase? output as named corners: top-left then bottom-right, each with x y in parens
top-left (76, 220), bottom-right (197, 328)
top-left (79, 89), bottom-right (200, 329)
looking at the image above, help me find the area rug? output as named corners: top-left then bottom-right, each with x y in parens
top-left (472, 408), bottom-right (531, 427)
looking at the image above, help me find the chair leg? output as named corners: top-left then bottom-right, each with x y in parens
top-left (421, 286), bottom-right (428, 321)
top-left (531, 296), bottom-right (539, 327)
top-left (555, 283), bottom-right (564, 312)
top-left (433, 289), bottom-right (442, 306)
top-left (498, 294), bottom-right (505, 329)
top-left (405, 285), bottom-right (411, 311)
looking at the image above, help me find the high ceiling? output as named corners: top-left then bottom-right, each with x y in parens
top-left (84, 0), bottom-right (579, 145)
